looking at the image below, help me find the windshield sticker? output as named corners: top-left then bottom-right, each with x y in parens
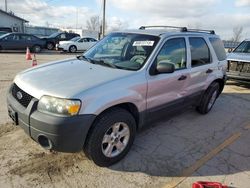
top-left (133, 41), bottom-right (154, 46)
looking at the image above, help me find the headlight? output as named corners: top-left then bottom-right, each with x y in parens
top-left (38, 96), bottom-right (81, 116)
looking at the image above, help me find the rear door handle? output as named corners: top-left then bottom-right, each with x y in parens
top-left (178, 75), bottom-right (187, 81)
top-left (206, 69), bottom-right (213, 74)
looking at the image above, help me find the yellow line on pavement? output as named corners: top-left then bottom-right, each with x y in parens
top-left (162, 132), bottom-right (242, 188)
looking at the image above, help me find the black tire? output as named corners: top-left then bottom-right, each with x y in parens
top-left (47, 42), bottom-right (54, 50)
top-left (69, 45), bottom-right (77, 53)
top-left (32, 45), bottom-right (41, 53)
top-left (196, 82), bottom-right (220, 114)
top-left (84, 108), bottom-right (136, 167)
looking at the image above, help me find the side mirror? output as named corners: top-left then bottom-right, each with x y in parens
top-left (228, 48), bottom-right (233, 53)
top-left (156, 62), bottom-right (175, 74)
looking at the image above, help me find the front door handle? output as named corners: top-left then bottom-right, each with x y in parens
top-left (178, 75), bottom-right (187, 81)
top-left (206, 69), bottom-right (213, 74)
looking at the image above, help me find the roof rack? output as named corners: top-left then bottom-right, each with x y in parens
top-left (186, 28), bottom-right (215, 34)
top-left (139, 25), bottom-right (215, 34)
top-left (139, 26), bottom-right (187, 32)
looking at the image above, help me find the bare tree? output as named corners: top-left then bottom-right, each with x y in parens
top-left (232, 26), bottom-right (243, 42)
top-left (86, 16), bottom-right (100, 31)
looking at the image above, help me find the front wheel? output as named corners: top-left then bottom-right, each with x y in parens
top-left (84, 108), bottom-right (136, 167)
top-left (69, 45), bottom-right (77, 53)
top-left (32, 45), bottom-right (41, 53)
top-left (196, 82), bottom-right (220, 114)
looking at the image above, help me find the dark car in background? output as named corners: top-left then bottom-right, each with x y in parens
top-left (0, 33), bottom-right (46, 53)
top-left (42, 32), bottom-right (80, 50)
top-left (227, 39), bottom-right (250, 82)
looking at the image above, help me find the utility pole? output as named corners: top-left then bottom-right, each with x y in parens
top-left (5, 0), bottom-right (7, 12)
top-left (102, 0), bottom-right (106, 38)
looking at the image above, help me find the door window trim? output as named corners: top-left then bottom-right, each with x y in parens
top-left (188, 37), bottom-right (212, 68)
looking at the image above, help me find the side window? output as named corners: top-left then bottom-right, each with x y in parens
top-left (156, 38), bottom-right (187, 70)
top-left (13, 35), bottom-right (20, 41)
top-left (78, 38), bottom-right (84, 42)
top-left (4, 34), bottom-right (14, 40)
top-left (209, 38), bottom-right (226, 61)
top-left (189, 37), bottom-right (211, 67)
top-left (59, 33), bottom-right (66, 39)
top-left (89, 38), bottom-right (97, 42)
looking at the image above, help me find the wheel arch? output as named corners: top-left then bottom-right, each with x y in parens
top-left (93, 102), bottom-right (140, 130)
top-left (210, 78), bottom-right (225, 95)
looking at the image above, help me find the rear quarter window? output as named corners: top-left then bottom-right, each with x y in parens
top-left (209, 38), bottom-right (226, 61)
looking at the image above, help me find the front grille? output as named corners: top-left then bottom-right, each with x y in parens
top-left (12, 83), bottom-right (34, 108)
top-left (228, 61), bottom-right (250, 73)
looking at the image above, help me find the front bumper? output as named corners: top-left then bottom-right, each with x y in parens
top-left (7, 85), bottom-right (96, 152)
top-left (227, 60), bottom-right (250, 81)
top-left (56, 44), bottom-right (67, 51)
top-left (227, 72), bottom-right (250, 81)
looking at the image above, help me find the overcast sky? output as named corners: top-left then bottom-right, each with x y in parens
top-left (0, 0), bottom-right (250, 40)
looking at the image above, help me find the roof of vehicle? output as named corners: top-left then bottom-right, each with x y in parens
top-left (115, 26), bottom-right (219, 38)
top-left (244, 39), bottom-right (250, 41)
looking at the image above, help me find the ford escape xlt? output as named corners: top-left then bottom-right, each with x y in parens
top-left (7, 26), bottom-right (227, 167)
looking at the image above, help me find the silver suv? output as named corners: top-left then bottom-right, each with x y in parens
top-left (227, 39), bottom-right (250, 81)
top-left (7, 26), bottom-right (227, 166)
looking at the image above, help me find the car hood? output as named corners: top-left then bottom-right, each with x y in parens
top-left (227, 52), bottom-right (250, 63)
top-left (14, 58), bottom-right (134, 99)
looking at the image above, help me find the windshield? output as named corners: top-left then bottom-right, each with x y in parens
top-left (83, 33), bottom-right (160, 71)
top-left (71, 36), bottom-right (80, 41)
top-left (48, 32), bottom-right (60, 38)
top-left (233, 41), bottom-right (250, 53)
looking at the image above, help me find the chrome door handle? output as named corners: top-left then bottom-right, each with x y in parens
top-left (206, 69), bottom-right (213, 74)
top-left (178, 75), bottom-right (187, 81)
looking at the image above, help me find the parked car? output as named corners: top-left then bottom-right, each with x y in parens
top-left (227, 39), bottom-right (250, 81)
top-left (7, 26), bottom-right (227, 167)
top-left (55, 36), bottom-right (80, 51)
top-left (42, 32), bottom-right (80, 50)
top-left (56, 37), bottom-right (98, 53)
top-left (0, 33), bottom-right (46, 53)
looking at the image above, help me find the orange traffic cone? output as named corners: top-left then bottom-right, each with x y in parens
top-left (26, 47), bottom-right (32, 60)
top-left (32, 54), bottom-right (37, 66)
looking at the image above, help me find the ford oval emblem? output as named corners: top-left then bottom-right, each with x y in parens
top-left (16, 91), bottom-right (23, 100)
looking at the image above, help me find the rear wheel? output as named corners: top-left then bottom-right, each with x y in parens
top-left (196, 82), bottom-right (220, 114)
top-left (69, 45), bottom-right (77, 53)
top-left (32, 45), bottom-right (41, 53)
top-left (47, 42), bottom-right (54, 50)
top-left (84, 108), bottom-right (136, 167)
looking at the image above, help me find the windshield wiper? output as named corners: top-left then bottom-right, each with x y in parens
top-left (92, 59), bottom-right (118, 68)
top-left (77, 55), bottom-right (135, 70)
top-left (77, 55), bottom-right (95, 64)
top-left (77, 55), bottom-right (117, 68)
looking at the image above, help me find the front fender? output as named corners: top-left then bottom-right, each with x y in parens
top-left (79, 88), bottom-right (146, 115)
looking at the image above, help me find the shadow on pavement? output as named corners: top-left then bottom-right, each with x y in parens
top-left (110, 92), bottom-right (250, 177)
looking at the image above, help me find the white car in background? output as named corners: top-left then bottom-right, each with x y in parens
top-left (57, 37), bottom-right (98, 53)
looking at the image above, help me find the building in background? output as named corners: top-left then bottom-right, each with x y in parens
top-left (25, 25), bottom-right (60, 37)
top-left (0, 9), bottom-right (28, 32)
